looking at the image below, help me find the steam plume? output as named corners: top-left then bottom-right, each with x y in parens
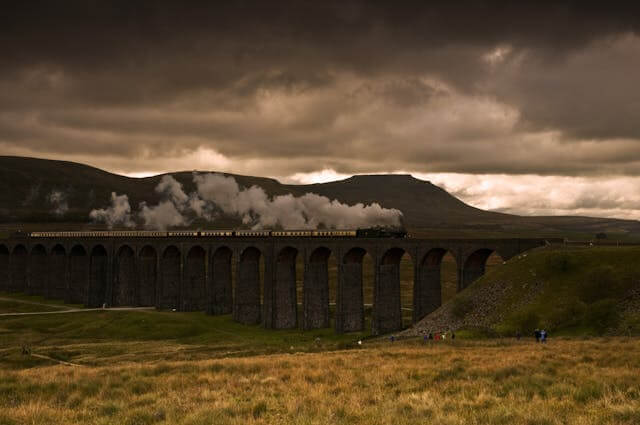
top-left (138, 175), bottom-right (211, 229)
top-left (89, 192), bottom-right (135, 228)
top-left (89, 173), bottom-right (403, 230)
top-left (139, 200), bottom-right (187, 229)
top-left (193, 173), bottom-right (403, 229)
top-left (48, 190), bottom-right (69, 216)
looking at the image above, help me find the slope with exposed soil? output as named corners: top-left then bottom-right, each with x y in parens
top-left (404, 246), bottom-right (640, 337)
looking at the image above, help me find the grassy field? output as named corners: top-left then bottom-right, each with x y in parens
top-left (1, 286), bottom-right (640, 424)
top-left (0, 299), bottom-right (64, 313)
top-left (0, 309), bottom-right (368, 370)
top-left (0, 330), bottom-right (639, 424)
top-left (0, 292), bottom-right (82, 314)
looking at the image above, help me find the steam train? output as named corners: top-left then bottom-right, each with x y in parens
top-left (25, 227), bottom-right (407, 238)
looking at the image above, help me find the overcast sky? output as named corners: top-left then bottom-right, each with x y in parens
top-left (2, 1), bottom-right (640, 219)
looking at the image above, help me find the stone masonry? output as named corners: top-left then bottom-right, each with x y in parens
top-left (0, 235), bottom-right (548, 335)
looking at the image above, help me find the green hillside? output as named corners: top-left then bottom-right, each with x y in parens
top-left (406, 246), bottom-right (640, 337)
top-left (2, 155), bottom-right (640, 239)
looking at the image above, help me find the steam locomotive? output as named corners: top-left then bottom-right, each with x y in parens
top-left (25, 226), bottom-right (407, 238)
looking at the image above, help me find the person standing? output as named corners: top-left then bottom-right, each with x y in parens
top-left (540, 329), bottom-right (547, 343)
top-left (534, 329), bottom-right (541, 343)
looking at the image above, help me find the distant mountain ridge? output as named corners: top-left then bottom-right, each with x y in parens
top-left (1, 156), bottom-right (639, 239)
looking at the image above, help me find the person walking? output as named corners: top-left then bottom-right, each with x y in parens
top-left (540, 329), bottom-right (547, 343)
top-left (534, 329), bottom-right (541, 343)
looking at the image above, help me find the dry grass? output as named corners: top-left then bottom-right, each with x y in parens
top-left (1, 338), bottom-right (639, 424)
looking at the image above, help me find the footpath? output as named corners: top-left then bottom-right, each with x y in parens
top-left (0, 296), bottom-right (155, 316)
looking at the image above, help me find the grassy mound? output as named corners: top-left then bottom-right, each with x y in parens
top-left (0, 306), bottom-right (368, 370)
top-left (407, 246), bottom-right (640, 337)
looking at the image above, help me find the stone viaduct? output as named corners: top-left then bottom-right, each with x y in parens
top-left (0, 235), bottom-right (548, 335)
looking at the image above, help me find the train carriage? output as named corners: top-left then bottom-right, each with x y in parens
top-left (167, 231), bottom-right (199, 237)
top-left (23, 226), bottom-right (405, 239)
top-left (234, 230), bottom-right (271, 237)
top-left (272, 230), bottom-right (313, 237)
top-left (201, 230), bottom-right (234, 237)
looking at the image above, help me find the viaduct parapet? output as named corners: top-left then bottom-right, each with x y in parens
top-left (0, 236), bottom-right (547, 335)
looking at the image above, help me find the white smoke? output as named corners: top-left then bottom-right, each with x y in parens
top-left (89, 192), bottom-right (135, 228)
top-left (89, 173), bottom-right (403, 230)
top-left (193, 173), bottom-right (403, 230)
top-left (137, 175), bottom-right (212, 229)
top-left (155, 174), bottom-right (189, 205)
top-left (48, 190), bottom-right (69, 216)
top-left (139, 200), bottom-right (187, 229)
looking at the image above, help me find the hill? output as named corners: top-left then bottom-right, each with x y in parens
top-left (1, 155), bottom-right (640, 239)
top-left (292, 174), bottom-right (512, 227)
top-left (404, 246), bottom-right (640, 337)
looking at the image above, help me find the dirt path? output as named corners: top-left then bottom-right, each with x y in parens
top-left (0, 306), bottom-right (156, 317)
top-left (30, 353), bottom-right (85, 367)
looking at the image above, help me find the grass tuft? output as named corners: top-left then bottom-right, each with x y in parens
top-left (251, 401), bottom-right (268, 418)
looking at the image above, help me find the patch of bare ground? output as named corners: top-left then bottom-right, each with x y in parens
top-left (403, 276), bottom-right (545, 337)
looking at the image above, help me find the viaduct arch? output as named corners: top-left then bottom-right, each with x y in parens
top-left (304, 247), bottom-right (331, 330)
top-left (114, 245), bottom-right (136, 307)
top-left (27, 244), bottom-right (47, 295)
top-left (183, 246), bottom-right (206, 311)
top-left (88, 245), bottom-right (108, 308)
top-left (49, 244), bottom-right (66, 300)
top-left (159, 246), bottom-right (180, 310)
top-left (234, 246), bottom-right (262, 325)
top-left (67, 245), bottom-right (87, 304)
top-left (337, 247), bottom-right (367, 333)
top-left (0, 245), bottom-right (8, 292)
top-left (139, 246), bottom-right (157, 307)
top-left (209, 246), bottom-right (233, 315)
top-left (1, 235), bottom-right (547, 335)
top-left (271, 246), bottom-right (298, 329)
top-left (9, 244), bottom-right (27, 293)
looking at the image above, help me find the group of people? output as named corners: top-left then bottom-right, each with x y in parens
top-left (516, 329), bottom-right (549, 342)
top-left (388, 331), bottom-right (456, 343)
top-left (422, 331), bottom-right (455, 341)
top-left (534, 329), bottom-right (548, 343)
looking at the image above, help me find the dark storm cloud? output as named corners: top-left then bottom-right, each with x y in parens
top-left (1, 1), bottom-right (640, 177)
